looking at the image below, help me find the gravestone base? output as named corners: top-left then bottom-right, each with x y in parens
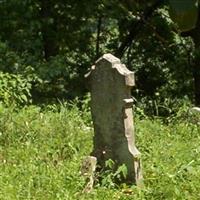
top-left (81, 156), bottom-right (97, 193)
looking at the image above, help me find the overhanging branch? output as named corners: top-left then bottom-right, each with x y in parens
top-left (115, 0), bottom-right (164, 58)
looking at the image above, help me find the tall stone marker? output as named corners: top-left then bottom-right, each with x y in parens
top-left (85, 53), bottom-right (142, 185)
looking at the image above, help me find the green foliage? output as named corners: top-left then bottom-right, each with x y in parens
top-left (117, 5), bottom-right (196, 107)
top-left (97, 159), bottom-right (128, 189)
top-left (136, 114), bottom-right (200, 199)
top-left (0, 41), bottom-right (42, 106)
top-left (0, 103), bottom-right (91, 199)
top-left (0, 72), bottom-right (32, 106)
top-left (0, 0), bottom-right (200, 198)
top-left (135, 93), bottom-right (192, 118)
top-left (0, 0), bottom-right (199, 107)
top-left (0, 103), bottom-right (200, 199)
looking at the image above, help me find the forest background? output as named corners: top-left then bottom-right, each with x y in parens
top-left (0, 0), bottom-right (200, 115)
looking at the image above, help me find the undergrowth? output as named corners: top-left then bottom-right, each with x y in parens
top-left (0, 102), bottom-right (200, 199)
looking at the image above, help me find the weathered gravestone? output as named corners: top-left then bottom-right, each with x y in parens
top-left (85, 53), bottom-right (142, 185)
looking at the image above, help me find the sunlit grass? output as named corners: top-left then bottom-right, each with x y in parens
top-left (0, 103), bottom-right (200, 199)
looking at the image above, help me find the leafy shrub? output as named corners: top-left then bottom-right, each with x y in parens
top-left (97, 159), bottom-right (128, 189)
top-left (35, 55), bottom-right (82, 100)
top-left (0, 72), bottom-right (32, 106)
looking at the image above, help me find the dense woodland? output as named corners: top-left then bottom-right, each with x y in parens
top-left (0, 0), bottom-right (200, 114)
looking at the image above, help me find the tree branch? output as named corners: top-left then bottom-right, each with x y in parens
top-left (115, 0), bottom-right (164, 58)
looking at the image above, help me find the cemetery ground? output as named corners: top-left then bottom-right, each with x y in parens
top-left (0, 102), bottom-right (200, 200)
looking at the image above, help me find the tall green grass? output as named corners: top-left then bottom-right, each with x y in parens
top-left (0, 103), bottom-right (200, 199)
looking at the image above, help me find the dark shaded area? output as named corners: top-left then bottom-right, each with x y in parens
top-left (0, 0), bottom-right (199, 114)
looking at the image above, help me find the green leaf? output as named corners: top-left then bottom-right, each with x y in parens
top-left (21, 95), bottom-right (28, 102)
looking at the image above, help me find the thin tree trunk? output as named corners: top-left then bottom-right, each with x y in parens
top-left (96, 16), bottom-right (102, 60)
top-left (193, 57), bottom-right (200, 106)
top-left (191, 10), bottom-right (200, 106)
top-left (40, 0), bottom-right (58, 60)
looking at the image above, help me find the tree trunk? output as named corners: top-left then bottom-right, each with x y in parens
top-left (95, 16), bottom-right (102, 60)
top-left (40, 0), bottom-right (59, 60)
top-left (191, 10), bottom-right (200, 106)
top-left (193, 57), bottom-right (200, 106)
